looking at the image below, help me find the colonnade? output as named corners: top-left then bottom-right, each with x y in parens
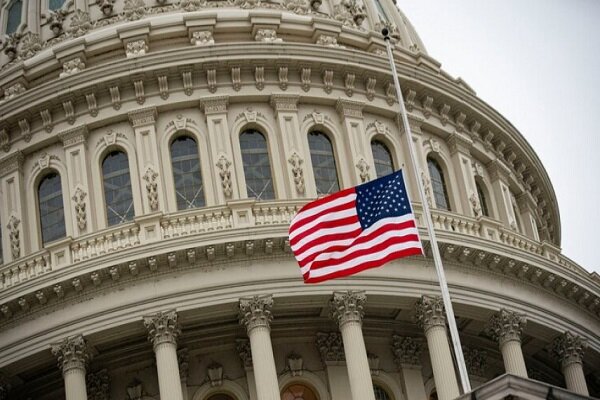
top-left (49, 294), bottom-right (591, 400)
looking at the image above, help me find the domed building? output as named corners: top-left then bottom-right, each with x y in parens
top-left (0, 0), bottom-right (598, 398)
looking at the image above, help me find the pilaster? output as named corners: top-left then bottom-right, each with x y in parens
top-left (128, 107), bottom-right (166, 215)
top-left (447, 132), bottom-right (475, 215)
top-left (316, 332), bottom-right (352, 400)
top-left (392, 335), bottom-right (427, 400)
top-left (335, 99), bottom-right (368, 185)
top-left (59, 125), bottom-right (94, 237)
top-left (0, 151), bottom-right (27, 262)
top-left (487, 159), bottom-right (516, 229)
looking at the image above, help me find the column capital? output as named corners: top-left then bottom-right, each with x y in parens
top-left (415, 295), bottom-right (445, 332)
top-left (462, 346), bottom-right (487, 378)
top-left (315, 332), bottom-right (345, 364)
top-left (128, 106), bottom-right (157, 128)
top-left (335, 98), bottom-right (364, 119)
top-left (200, 95), bottom-right (229, 115)
top-left (178, 348), bottom-right (190, 381)
top-left (392, 335), bottom-right (423, 367)
top-left (269, 93), bottom-right (299, 113)
top-left (235, 339), bottom-right (253, 369)
top-left (86, 369), bottom-right (109, 399)
top-left (238, 294), bottom-right (274, 332)
top-left (0, 151), bottom-right (24, 177)
top-left (58, 125), bottom-right (88, 148)
top-left (552, 332), bottom-right (587, 368)
top-left (330, 290), bottom-right (366, 327)
top-left (51, 335), bottom-right (91, 374)
top-left (447, 132), bottom-right (473, 155)
top-left (487, 309), bottom-right (526, 345)
top-left (143, 310), bottom-right (181, 349)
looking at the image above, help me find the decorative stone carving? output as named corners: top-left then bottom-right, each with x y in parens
top-left (87, 369), bottom-right (110, 400)
top-left (344, 73), bottom-right (355, 96)
top-left (216, 154), bottom-right (233, 198)
top-left (3, 83), bottom-right (26, 101)
top-left (287, 352), bottom-right (303, 376)
top-left (278, 66), bottom-right (288, 90)
top-left (254, 66), bottom-right (264, 90)
top-left (18, 119), bottom-right (31, 142)
top-left (367, 352), bottom-right (380, 375)
top-left (97, 0), bottom-right (116, 16)
top-left (207, 362), bottom-right (223, 386)
top-left (355, 158), bottom-right (370, 182)
top-left (462, 346), bottom-right (487, 377)
top-left (286, 0), bottom-right (310, 14)
top-left (68, 10), bottom-right (93, 37)
top-left (231, 67), bottom-right (241, 91)
top-left (109, 86), bottom-right (121, 109)
top-left (143, 310), bottom-right (181, 348)
top-left (322, 69), bottom-right (333, 93)
top-left (392, 335), bottom-right (422, 366)
top-left (182, 70), bottom-right (193, 95)
top-left (44, 9), bottom-right (68, 36)
top-left (239, 294), bottom-right (274, 332)
top-left (333, 0), bottom-right (366, 27)
top-left (301, 67), bottom-right (311, 92)
top-left (316, 34), bottom-right (342, 48)
top-left (551, 332), bottom-right (586, 367)
top-left (51, 335), bottom-right (91, 374)
top-left (60, 57), bottom-right (86, 78)
top-left (178, 348), bottom-right (189, 380)
top-left (126, 39), bottom-right (148, 58)
top-left (63, 100), bottom-right (76, 124)
top-left (330, 290), bottom-right (366, 327)
top-left (233, 0), bottom-right (260, 8)
top-left (486, 309), bottom-right (526, 345)
top-left (7, 215), bottom-right (20, 259)
top-left (255, 29), bottom-right (282, 43)
top-left (20, 33), bottom-right (44, 59)
top-left (180, 0), bottom-right (207, 11)
top-left (143, 167), bottom-right (159, 211)
top-left (415, 295), bottom-right (445, 332)
top-left (470, 191), bottom-right (482, 218)
top-left (236, 339), bottom-right (253, 368)
top-left (0, 128), bottom-right (9, 152)
top-left (124, 0), bottom-right (147, 20)
top-left (207, 69), bottom-right (217, 93)
top-left (385, 82), bottom-right (396, 105)
top-left (126, 378), bottom-right (144, 400)
top-left (365, 76), bottom-right (376, 101)
top-left (316, 332), bottom-right (345, 362)
top-left (134, 79), bottom-right (145, 104)
top-left (72, 187), bottom-right (88, 230)
top-left (191, 31), bottom-right (214, 46)
top-left (288, 152), bottom-right (305, 194)
top-left (421, 171), bottom-right (433, 207)
top-left (1, 33), bottom-right (20, 61)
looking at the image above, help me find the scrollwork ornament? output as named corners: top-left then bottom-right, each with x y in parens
top-left (239, 295), bottom-right (274, 332)
top-left (355, 158), bottom-right (370, 183)
top-left (7, 215), bottom-right (20, 259)
top-left (392, 335), bottom-right (422, 366)
top-left (236, 339), bottom-right (253, 368)
top-left (233, 0), bottom-right (260, 8)
top-left (1, 33), bottom-right (21, 61)
top-left (19, 33), bottom-right (44, 59)
top-left (44, 9), bottom-right (69, 36)
top-left (180, 0), bottom-right (207, 11)
top-left (143, 167), bottom-right (159, 211)
top-left (288, 152), bottom-right (305, 194)
top-left (421, 171), bottom-right (433, 208)
top-left (87, 369), bottom-right (110, 400)
top-left (72, 187), bottom-right (87, 230)
top-left (470, 191), bottom-right (482, 218)
top-left (123, 0), bottom-right (148, 21)
top-left (551, 332), bottom-right (587, 368)
top-left (51, 335), bottom-right (91, 374)
top-left (143, 310), bottom-right (181, 348)
top-left (415, 295), bottom-right (445, 332)
top-left (286, 0), bottom-right (310, 14)
top-left (330, 290), bottom-right (366, 327)
top-left (486, 309), bottom-right (526, 345)
top-left (216, 154), bottom-right (233, 198)
top-left (68, 10), bottom-right (93, 37)
top-left (315, 332), bottom-right (345, 362)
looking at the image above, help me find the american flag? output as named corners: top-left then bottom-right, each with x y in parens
top-left (289, 170), bottom-right (423, 283)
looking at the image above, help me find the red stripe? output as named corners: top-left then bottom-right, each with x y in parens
top-left (293, 187), bottom-right (355, 215)
top-left (310, 233), bottom-right (421, 270)
top-left (289, 198), bottom-right (355, 235)
top-left (304, 247), bottom-right (423, 283)
top-left (290, 215), bottom-right (359, 247)
top-left (293, 226), bottom-right (362, 260)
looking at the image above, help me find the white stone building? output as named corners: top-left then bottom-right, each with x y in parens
top-left (0, 0), bottom-right (598, 399)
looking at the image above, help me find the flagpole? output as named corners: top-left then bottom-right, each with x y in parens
top-left (382, 29), bottom-right (472, 393)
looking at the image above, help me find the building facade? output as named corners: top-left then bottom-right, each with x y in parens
top-left (0, 0), bottom-right (598, 399)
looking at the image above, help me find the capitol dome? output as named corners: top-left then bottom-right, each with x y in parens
top-left (0, 0), bottom-right (598, 399)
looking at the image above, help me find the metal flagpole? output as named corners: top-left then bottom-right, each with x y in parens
top-left (382, 29), bottom-right (472, 393)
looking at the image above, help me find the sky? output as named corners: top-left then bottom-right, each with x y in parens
top-left (399, 0), bottom-right (600, 274)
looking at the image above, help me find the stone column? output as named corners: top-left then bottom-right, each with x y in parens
top-left (487, 159), bottom-right (518, 230)
top-left (0, 152), bottom-right (27, 260)
top-left (238, 295), bottom-right (279, 400)
top-left (236, 339), bottom-right (258, 400)
top-left (392, 335), bottom-right (427, 400)
top-left (335, 99), bottom-right (368, 186)
top-left (552, 332), bottom-right (589, 396)
top-left (447, 133), bottom-right (475, 216)
top-left (51, 335), bottom-right (90, 400)
top-left (415, 295), bottom-right (459, 400)
top-left (143, 310), bottom-right (184, 400)
top-left (330, 291), bottom-right (375, 400)
top-left (487, 309), bottom-right (528, 378)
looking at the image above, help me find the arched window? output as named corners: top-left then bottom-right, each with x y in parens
top-left (282, 383), bottom-right (318, 400)
top-left (427, 157), bottom-right (450, 211)
top-left (240, 129), bottom-right (275, 201)
top-left (171, 135), bottom-right (205, 210)
top-left (5, 0), bottom-right (22, 34)
top-left (308, 131), bottom-right (339, 195)
top-left (206, 395), bottom-right (236, 400)
top-left (38, 172), bottom-right (66, 244)
top-left (371, 140), bottom-right (394, 178)
top-left (49, 0), bottom-right (65, 10)
top-left (374, 384), bottom-right (392, 400)
top-left (102, 151), bottom-right (134, 226)
top-left (373, 0), bottom-right (390, 22)
top-left (475, 180), bottom-right (490, 217)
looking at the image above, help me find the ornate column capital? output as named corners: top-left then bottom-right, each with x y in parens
top-left (462, 346), bottom-right (487, 378)
top-left (392, 335), bottom-right (423, 367)
top-left (486, 309), bottom-right (526, 345)
top-left (269, 94), bottom-right (299, 114)
top-left (0, 151), bottom-right (24, 177)
top-left (86, 369), bottom-right (110, 400)
top-left (128, 106), bottom-right (157, 128)
top-left (58, 125), bottom-right (88, 148)
top-left (330, 290), bottom-right (366, 327)
top-left (143, 310), bottom-right (181, 349)
top-left (238, 294), bottom-right (274, 332)
top-left (315, 332), bottom-right (345, 364)
top-left (415, 295), bottom-right (446, 332)
top-left (552, 332), bottom-right (587, 368)
top-left (200, 95), bottom-right (229, 115)
top-left (236, 339), bottom-right (253, 369)
top-left (50, 335), bottom-right (91, 374)
top-left (335, 98), bottom-right (364, 119)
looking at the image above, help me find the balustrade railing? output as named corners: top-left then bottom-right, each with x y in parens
top-left (160, 207), bottom-right (233, 238)
top-left (71, 223), bottom-right (141, 263)
top-left (1, 250), bottom-right (51, 290)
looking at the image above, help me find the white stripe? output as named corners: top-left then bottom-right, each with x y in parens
top-left (290, 192), bottom-right (356, 228)
top-left (308, 240), bottom-right (422, 279)
top-left (289, 208), bottom-right (356, 242)
top-left (291, 221), bottom-right (361, 253)
top-left (298, 237), bottom-right (356, 274)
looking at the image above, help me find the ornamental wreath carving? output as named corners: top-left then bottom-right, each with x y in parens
top-left (288, 152), bottom-right (305, 194)
top-left (72, 187), bottom-right (88, 230)
top-left (216, 155), bottom-right (233, 198)
top-left (7, 215), bottom-right (20, 259)
top-left (143, 167), bottom-right (159, 211)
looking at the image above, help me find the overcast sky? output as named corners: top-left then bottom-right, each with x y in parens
top-left (399, 0), bottom-right (600, 274)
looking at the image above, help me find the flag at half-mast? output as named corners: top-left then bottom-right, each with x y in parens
top-left (289, 169), bottom-right (423, 283)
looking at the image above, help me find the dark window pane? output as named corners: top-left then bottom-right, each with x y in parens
top-left (240, 130), bottom-right (274, 201)
top-left (171, 136), bottom-right (205, 210)
top-left (427, 157), bottom-right (450, 211)
top-left (49, 0), bottom-right (64, 10)
top-left (371, 140), bottom-right (394, 178)
top-left (374, 385), bottom-right (392, 400)
top-left (309, 131), bottom-right (339, 195)
top-left (103, 151), bottom-right (134, 226)
top-left (476, 181), bottom-right (489, 217)
top-left (6, 0), bottom-right (22, 34)
top-left (38, 172), bottom-right (66, 244)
